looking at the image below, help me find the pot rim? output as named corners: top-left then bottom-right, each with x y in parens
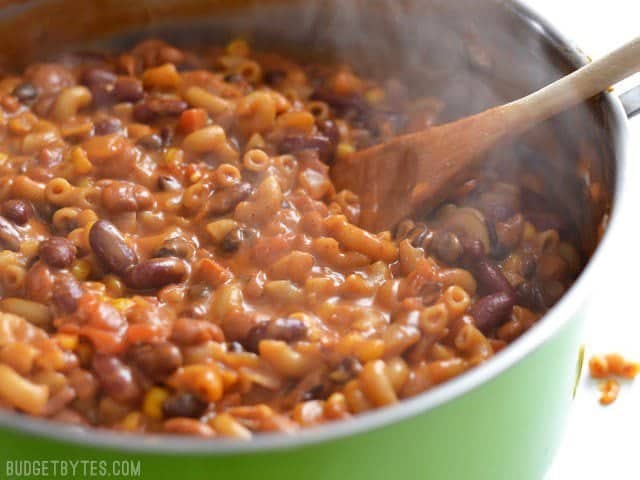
top-left (0, 0), bottom-right (630, 455)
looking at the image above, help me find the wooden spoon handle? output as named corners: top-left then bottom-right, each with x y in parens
top-left (508, 35), bottom-right (640, 126)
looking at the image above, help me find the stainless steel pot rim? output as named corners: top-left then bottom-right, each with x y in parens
top-left (0, 0), bottom-right (631, 455)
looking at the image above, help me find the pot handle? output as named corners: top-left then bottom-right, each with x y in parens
top-left (619, 85), bottom-right (640, 118)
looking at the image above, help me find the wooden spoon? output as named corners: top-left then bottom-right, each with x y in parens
top-left (332, 36), bottom-right (640, 232)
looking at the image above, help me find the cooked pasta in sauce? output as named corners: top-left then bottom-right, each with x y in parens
top-left (0, 38), bottom-right (582, 437)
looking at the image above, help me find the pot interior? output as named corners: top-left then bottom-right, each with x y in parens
top-left (0, 0), bottom-right (618, 263)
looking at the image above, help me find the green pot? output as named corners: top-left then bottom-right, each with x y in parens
top-left (0, 1), bottom-right (632, 479)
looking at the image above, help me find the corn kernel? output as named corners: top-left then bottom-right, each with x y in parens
top-left (103, 275), bottom-right (124, 297)
top-left (523, 222), bottom-right (537, 241)
top-left (19, 239), bottom-right (39, 258)
top-left (163, 148), bottom-right (184, 167)
top-left (143, 387), bottom-right (170, 420)
top-left (53, 333), bottom-right (79, 351)
top-left (71, 259), bottom-right (91, 281)
top-left (337, 142), bottom-right (355, 158)
top-left (112, 298), bottom-right (135, 312)
top-left (226, 38), bottom-right (250, 57)
top-left (120, 411), bottom-right (142, 431)
top-left (364, 88), bottom-right (386, 105)
top-left (0, 152), bottom-right (8, 166)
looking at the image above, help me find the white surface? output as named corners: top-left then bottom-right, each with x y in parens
top-left (521, 1), bottom-right (640, 479)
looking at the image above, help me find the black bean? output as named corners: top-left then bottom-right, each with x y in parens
top-left (432, 231), bottom-right (462, 264)
top-left (302, 384), bottom-right (327, 401)
top-left (329, 357), bottom-right (363, 383)
top-left (89, 220), bottom-right (138, 275)
top-left (39, 237), bottom-right (76, 269)
top-left (94, 117), bottom-right (122, 136)
top-left (220, 228), bottom-right (245, 253)
top-left (92, 354), bottom-right (141, 403)
top-left (113, 77), bottom-right (144, 103)
top-left (0, 216), bottom-right (22, 251)
top-left (155, 236), bottom-right (196, 260)
top-left (1, 199), bottom-right (33, 225)
top-left (12, 82), bottom-right (39, 103)
top-left (128, 342), bottom-right (182, 381)
top-left (207, 182), bottom-right (252, 217)
top-left (469, 292), bottom-right (515, 334)
top-left (137, 133), bottom-right (163, 151)
top-left (162, 392), bottom-right (207, 419)
top-left (52, 274), bottom-right (83, 314)
top-left (158, 175), bottom-right (182, 191)
top-left (124, 257), bottom-right (189, 290)
top-left (516, 281), bottom-right (547, 311)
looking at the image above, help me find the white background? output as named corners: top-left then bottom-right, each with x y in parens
top-left (520, 1), bottom-right (640, 479)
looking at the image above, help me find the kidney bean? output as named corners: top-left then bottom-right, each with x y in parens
top-left (52, 274), bottom-right (83, 314)
top-left (80, 67), bottom-right (117, 88)
top-left (133, 97), bottom-right (187, 122)
top-left (1, 199), bottom-right (33, 225)
top-left (432, 231), bottom-right (463, 264)
top-left (94, 117), bottom-right (122, 135)
top-left (243, 317), bottom-right (307, 353)
top-left (25, 63), bottom-right (74, 95)
top-left (206, 182), bottom-right (252, 217)
top-left (101, 182), bottom-right (153, 213)
top-left (128, 342), bottom-right (182, 381)
top-left (170, 317), bottom-right (224, 345)
top-left (39, 237), bottom-right (76, 269)
top-left (80, 68), bottom-right (118, 106)
top-left (113, 77), bottom-right (144, 103)
top-left (12, 82), bottom-right (39, 103)
top-left (469, 292), bottom-right (516, 334)
top-left (278, 134), bottom-right (332, 159)
top-left (155, 236), bottom-right (196, 260)
top-left (473, 259), bottom-right (514, 297)
top-left (162, 392), bottom-right (208, 419)
top-left (89, 220), bottom-right (138, 275)
top-left (124, 257), bottom-right (188, 290)
top-left (24, 262), bottom-right (54, 302)
top-left (0, 216), bottom-right (22, 251)
top-left (92, 354), bottom-right (141, 403)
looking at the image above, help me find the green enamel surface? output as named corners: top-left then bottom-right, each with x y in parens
top-left (0, 312), bottom-right (584, 480)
